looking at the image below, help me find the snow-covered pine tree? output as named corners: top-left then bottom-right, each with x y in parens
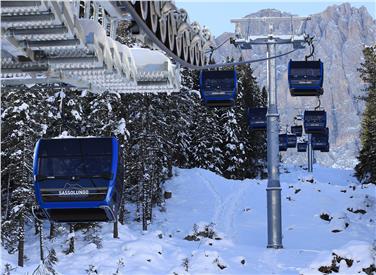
top-left (121, 95), bottom-right (142, 222)
top-left (58, 88), bottom-right (87, 136)
top-left (115, 20), bottom-right (137, 47)
top-left (220, 108), bottom-right (244, 179)
top-left (1, 85), bottom-right (51, 266)
top-left (167, 91), bottom-right (197, 168)
top-left (237, 64), bottom-right (267, 179)
top-left (85, 91), bottom-right (125, 136)
top-left (355, 45), bottom-right (376, 184)
top-left (172, 68), bottom-right (201, 168)
top-left (82, 223), bottom-right (103, 249)
top-left (191, 105), bottom-right (224, 174)
top-left (44, 248), bottom-right (58, 275)
top-left (218, 63), bottom-right (246, 179)
top-left (139, 93), bottom-right (178, 230)
top-left (140, 94), bottom-right (154, 230)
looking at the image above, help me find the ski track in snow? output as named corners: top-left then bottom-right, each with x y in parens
top-left (197, 171), bottom-right (223, 226)
top-left (1, 164), bottom-right (375, 275)
top-left (197, 171), bottom-right (247, 240)
top-left (224, 183), bottom-right (246, 239)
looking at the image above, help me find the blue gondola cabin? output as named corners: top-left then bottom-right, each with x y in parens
top-left (279, 134), bottom-right (288, 152)
top-left (320, 143), bottom-right (330, 152)
top-left (288, 60), bottom-right (324, 96)
top-left (312, 128), bottom-right (330, 151)
top-left (199, 69), bottom-right (237, 107)
top-left (33, 137), bottom-right (123, 223)
top-left (287, 134), bottom-right (297, 148)
top-left (304, 110), bottom-right (327, 134)
top-left (291, 125), bottom-right (303, 137)
top-left (248, 107), bottom-right (267, 130)
top-left (297, 142), bottom-right (308, 152)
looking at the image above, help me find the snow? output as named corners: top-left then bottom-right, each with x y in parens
top-left (12, 103), bottom-right (29, 113)
top-left (11, 150), bottom-right (22, 157)
top-left (115, 118), bottom-right (127, 136)
top-left (67, 232), bottom-right (75, 239)
top-left (71, 110), bottom-right (82, 121)
top-left (54, 91), bottom-right (65, 99)
top-left (57, 131), bottom-right (74, 138)
top-left (40, 124), bottom-right (48, 134)
top-left (130, 48), bottom-right (169, 70)
top-left (53, 134), bottom-right (103, 139)
top-left (107, 102), bottom-right (112, 113)
top-left (1, 165), bottom-right (375, 274)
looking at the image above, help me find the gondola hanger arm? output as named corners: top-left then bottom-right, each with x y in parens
top-left (305, 36), bottom-right (315, 61)
top-left (314, 96), bottom-right (321, 110)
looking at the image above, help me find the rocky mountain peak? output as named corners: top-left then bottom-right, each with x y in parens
top-left (245, 8), bottom-right (294, 18)
top-left (322, 2), bottom-right (370, 19)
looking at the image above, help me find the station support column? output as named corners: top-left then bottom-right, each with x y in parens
top-left (308, 134), bottom-right (313, 172)
top-left (266, 41), bottom-right (283, 249)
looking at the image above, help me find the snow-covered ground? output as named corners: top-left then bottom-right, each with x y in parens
top-left (1, 165), bottom-right (375, 274)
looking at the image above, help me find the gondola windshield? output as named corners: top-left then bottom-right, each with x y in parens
top-left (199, 70), bottom-right (237, 107)
top-left (37, 139), bottom-right (113, 179)
top-left (38, 155), bottom-right (112, 178)
top-left (204, 78), bottom-right (234, 93)
top-left (202, 71), bottom-right (236, 94)
top-left (289, 62), bottom-right (322, 83)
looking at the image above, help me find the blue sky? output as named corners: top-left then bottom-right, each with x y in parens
top-left (176, 1), bottom-right (376, 37)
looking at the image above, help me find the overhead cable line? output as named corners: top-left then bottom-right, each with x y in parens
top-left (205, 37), bottom-right (232, 54)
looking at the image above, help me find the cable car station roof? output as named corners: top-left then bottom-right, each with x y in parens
top-left (1, 1), bottom-right (180, 93)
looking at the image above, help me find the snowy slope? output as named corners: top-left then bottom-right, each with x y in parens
top-left (1, 165), bottom-right (375, 274)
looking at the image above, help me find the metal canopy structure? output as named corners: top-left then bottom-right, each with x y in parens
top-left (1, 1), bottom-right (205, 93)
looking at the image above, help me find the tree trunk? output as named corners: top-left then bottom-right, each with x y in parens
top-left (49, 222), bottom-right (55, 239)
top-left (5, 172), bottom-right (11, 219)
top-left (142, 179), bottom-right (148, 231)
top-left (118, 142), bottom-right (127, 225)
top-left (39, 222), bottom-right (44, 262)
top-left (113, 220), bottom-right (119, 238)
top-left (167, 157), bottom-right (173, 178)
top-left (148, 178), bottom-right (153, 222)
top-left (118, 176), bottom-right (126, 225)
top-left (17, 214), bottom-right (24, 267)
top-left (118, 201), bottom-right (125, 225)
top-left (67, 224), bottom-right (75, 254)
top-left (142, 175), bottom-right (150, 231)
top-left (136, 193), bottom-right (141, 222)
top-left (34, 219), bottom-right (40, 235)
